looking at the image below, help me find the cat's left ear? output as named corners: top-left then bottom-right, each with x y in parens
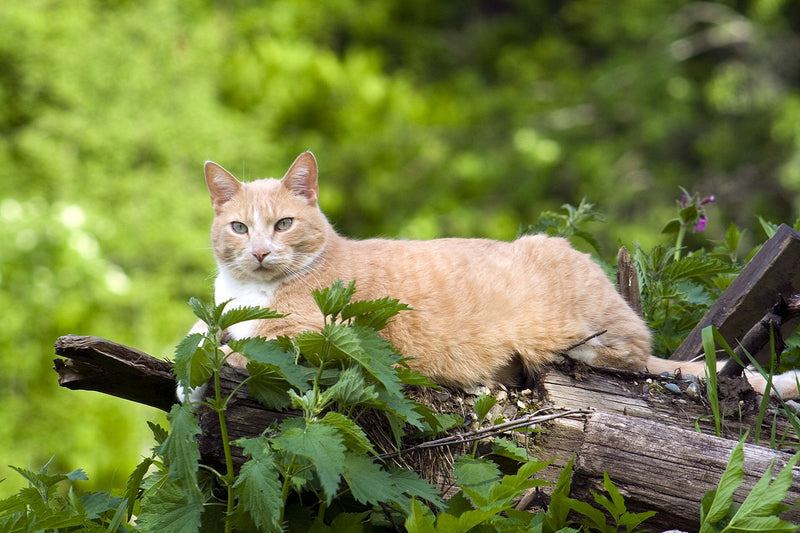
top-left (281, 151), bottom-right (319, 205)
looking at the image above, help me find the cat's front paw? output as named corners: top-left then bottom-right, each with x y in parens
top-left (176, 381), bottom-right (209, 406)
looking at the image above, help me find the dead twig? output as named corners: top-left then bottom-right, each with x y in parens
top-left (379, 408), bottom-right (593, 460)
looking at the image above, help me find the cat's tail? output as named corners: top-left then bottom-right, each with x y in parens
top-left (644, 355), bottom-right (800, 399)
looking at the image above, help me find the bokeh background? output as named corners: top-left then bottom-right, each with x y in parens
top-left (2, 0), bottom-right (799, 497)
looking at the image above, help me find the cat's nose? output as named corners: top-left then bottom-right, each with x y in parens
top-left (252, 249), bottom-right (270, 262)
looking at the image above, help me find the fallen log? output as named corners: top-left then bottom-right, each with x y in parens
top-left (53, 335), bottom-right (800, 531)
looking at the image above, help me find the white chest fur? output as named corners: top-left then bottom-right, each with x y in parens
top-left (214, 269), bottom-right (279, 339)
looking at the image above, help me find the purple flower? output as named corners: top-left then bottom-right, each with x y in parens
top-left (700, 195), bottom-right (716, 206)
top-left (693, 215), bottom-right (708, 232)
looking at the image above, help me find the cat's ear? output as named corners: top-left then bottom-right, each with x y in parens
top-left (205, 161), bottom-right (241, 214)
top-left (280, 151), bottom-right (318, 205)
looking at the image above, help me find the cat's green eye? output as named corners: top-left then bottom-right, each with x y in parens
top-left (231, 221), bottom-right (248, 234)
top-left (274, 218), bottom-right (293, 231)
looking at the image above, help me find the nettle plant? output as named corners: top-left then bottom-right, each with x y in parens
top-left (135, 280), bottom-right (449, 531)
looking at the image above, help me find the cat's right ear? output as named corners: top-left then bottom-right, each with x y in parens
top-left (205, 161), bottom-right (241, 214)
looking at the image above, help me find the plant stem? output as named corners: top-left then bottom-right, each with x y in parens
top-left (214, 368), bottom-right (236, 533)
top-left (674, 223), bottom-right (686, 262)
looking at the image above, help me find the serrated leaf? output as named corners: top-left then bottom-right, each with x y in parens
top-left (272, 421), bottom-right (345, 505)
top-left (244, 362), bottom-right (293, 409)
top-left (663, 255), bottom-right (736, 283)
top-left (294, 326), bottom-right (356, 366)
top-left (395, 364), bottom-right (439, 387)
top-left (147, 421), bottom-right (169, 445)
top-left (323, 366), bottom-right (379, 407)
top-left (233, 449), bottom-right (283, 533)
top-left (229, 336), bottom-right (309, 390)
top-left (320, 411), bottom-right (376, 456)
top-left (340, 297), bottom-right (412, 330)
top-left (491, 437), bottom-right (529, 462)
top-left (188, 297), bottom-right (217, 326)
top-left (453, 455), bottom-right (501, 506)
top-left (312, 279), bottom-right (356, 318)
top-left (78, 491), bottom-right (120, 519)
top-left (346, 326), bottom-right (403, 395)
top-left (341, 453), bottom-right (397, 505)
top-left (125, 457), bottom-right (152, 519)
top-left (173, 333), bottom-right (211, 388)
top-left (160, 403), bottom-right (201, 484)
top-left (220, 305), bottom-right (286, 331)
top-left (473, 393), bottom-right (497, 423)
top-left (386, 469), bottom-right (443, 510)
top-left (137, 482), bottom-right (204, 533)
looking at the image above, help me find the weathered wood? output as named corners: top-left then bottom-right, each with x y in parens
top-left (537, 364), bottom-right (799, 450)
top-left (574, 412), bottom-right (800, 531)
top-left (54, 335), bottom-right (176, 412)
top-left (672, 223), bottom-right (800, 361)
top-left (617, 246), bottom-right (642, 317)
top-left (54, 335), bottom-right (800, 530)
top-left (719, 293), bottom-right (800, 376)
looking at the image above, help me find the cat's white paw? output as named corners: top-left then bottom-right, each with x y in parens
top-left (176, 382), bottom-right (208, 405)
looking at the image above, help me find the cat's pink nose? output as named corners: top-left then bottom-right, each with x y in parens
top-left (252, 250), bottom-right (270, 262)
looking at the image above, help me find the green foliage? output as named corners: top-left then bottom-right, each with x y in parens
top-left (139, 281), bottom-right (442, 531)
top-left (700, 440), bottom-right (800, 533)
top-left (0, 458), bottom-right (126, 532)
top-left (4, 0), bottom-right (800, 498)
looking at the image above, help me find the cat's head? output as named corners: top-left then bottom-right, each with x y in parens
top-left (204, 152), bottom-right (330, 282)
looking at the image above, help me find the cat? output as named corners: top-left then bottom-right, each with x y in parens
top-left (196, 151), bottom-right (798, 398)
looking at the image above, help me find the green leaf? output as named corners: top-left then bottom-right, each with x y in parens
top-left (272, 420), bottom-right (346, 505)
top-left (220, 305), bottom-right (286, 331)
top-left (295, 326), bottom-right (358, 366)
top-left (724, 450), bottom-right (800, 530)
top-left (173, 333), bottom-right (212, 389)
top-left (125, 457), bottom-right (153, 519)
top-left (661, 218), bottom-right (682, 235)
top-left (341, 453), bottom-right (398, 506)
top-left (491, 437), bottom-right (529, 463)
top-left (320, 411), bottom-right (376, 456)
top-left (662, 254), bottom-right (737, 283)
top-left (385, 469), bottom-right (443, 510)
top-left (340, 296), bottom-right (412, 330)
top-left (405, 498), bottom-right (437, 533)
top-left (245, 362), bottom-right (294, 409)
top-left (700, 440), bottom-right (745, 530)
top-left (323, 365), bottom-right (379, 407)
top-left (473, 393), bottom-right (497, 424)
top-left (758, 216), bottom-right (779, 239)
top-left (189, 297), bottom-right (219, 327)
top-left (453, 455), bottom-right (501, 507)
top-left (159, 403), bottom-right (201, 485)
top-left (147, 421), bottom-right (169, 445)
top-left (230, 336), bottom-right (309, 390)
top-left (137, 482), bottom-right (204, 533)
top-left (233, 449), bottom-right (283, 533)
top-left (542, 458), bottom-right (576, 530)
top-left (395, 364), bottom-right (439, 387)
top-left (312, 279), bottom-right (356, 318)
top-left (345, 326), bottom-right (404, 395)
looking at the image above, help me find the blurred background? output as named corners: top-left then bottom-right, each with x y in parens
top-left (1, 0), bottom-right (799, 497)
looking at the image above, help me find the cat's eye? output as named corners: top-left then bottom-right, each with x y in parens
top-left (274, 218), bottom-right (293, 231)
top-left (231, 221), bottom-right (248, 234)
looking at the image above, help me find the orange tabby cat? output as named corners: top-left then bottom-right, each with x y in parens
top-left (199, 152), bottom-right (796, 397)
